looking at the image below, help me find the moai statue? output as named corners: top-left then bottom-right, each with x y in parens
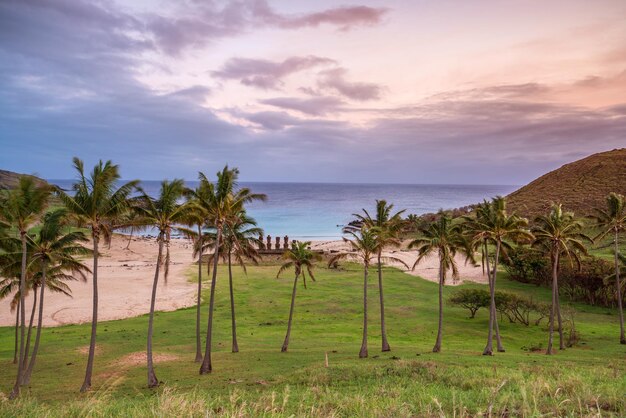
top-left (259, 234), bottom-right (264, 249)
top-left (275, 236), bottom-right (281, 250)
top-left (266, 235), bottom-right (272, 250)
top-left (283, 236), bottom-right (289, 249)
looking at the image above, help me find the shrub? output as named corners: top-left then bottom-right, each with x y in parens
top-left (502, 246), bottom-right (549, 286)
top-left (448, 289), bottom-right (490, 318)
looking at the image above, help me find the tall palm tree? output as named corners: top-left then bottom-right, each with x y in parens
top-left (185, 181), bottom-right (211, 362)
top-left (345, 200), bottom-right (405, 352)
top-left (199, 166), bottom-right (266, 374)
top-left (204, 210), bottom-right (262, 353)
top-left (0, 176), bottom-right (51, 398)
top-left (135, 179), bottom-right (190, 388)
top-left (464, 197), bottom-right (532, 355)
top-left (330, 228), bottom-right (408, 358)
top-left (56, 157), bottom-right (138, 392)
top-left (409, 212), bottom-right (473, 353)
top-left (532, 204), bottom-right (591, 354)
top-left (277, 241), bottom-right (321, 352)
top-left (22, 210), bottom-right (90, 383)
top-left (589, 193), bottom-right (626, 344)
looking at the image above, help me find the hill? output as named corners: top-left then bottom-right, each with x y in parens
top-left (0, 169), bottom-right (47, 190)
top-left (507, 148), bottom-right (626, 218)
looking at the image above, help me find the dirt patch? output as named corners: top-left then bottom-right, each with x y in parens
top-left (115, 351), bottom-right (179, 367)
top-left (76, 345), bottom-right (103, 356)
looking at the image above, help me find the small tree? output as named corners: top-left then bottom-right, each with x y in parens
top-left (448, 288), bottom-right (490, 318)
top-left (277, 241), bottom-right (321, 352)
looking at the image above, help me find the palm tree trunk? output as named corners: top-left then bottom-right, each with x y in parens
top-left (200, 226), bottom-right (222, 374)
top-left (80, 233), bottom-right (99, 392)
top-left (282, 272), bottom-right (299, 352)
top-left (483, 240), bottom-right (494, 355)
top-left (10, 232), bottom-right (28, 399)
top-left (147, 235), bottom-right (164, 388)
top-left (547, 251), bottom-right (558, 355)
top-left (24, 261), bottom-right (47, 385)
top-left (228, 251), bottom-right (239, 353)
top-left (492, 241), bottom-right (505, 352)
top-left (359, 265), bottom-right (369, 358)
top-left (195, 224), bottom-right (203, 362)
top-left (13, 300), bottom-right (19, 364)
top-left (555, 272), bottom-right (564, 350)
top-left (125, 227), bottom-right (134, 250)
top-left (22, 285), bottom-right (38, 372)
top-left (433, 258), bottom-right (444, 353)
top-left (614, 230), bottom-right (626, 344)
top-left (377, 251), bottom-right (391, 352)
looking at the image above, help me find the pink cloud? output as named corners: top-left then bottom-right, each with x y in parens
top-left (147, 1), bottom-right (387, 56)
top-left (260, 96), bottom-right (345, 116)
top-left (317, 68), bottom-right (382, 101)
top-left (212, 56), bottom-right (336, 89)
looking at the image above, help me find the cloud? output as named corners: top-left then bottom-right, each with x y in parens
top-left (316, 68), bottom-right (382, 101)
top-left (146, 1), bottom-right (387, 56)
top-left (212, 56), bottom-right (336, 89)
top-left (260, 96), bottom-right (345, 116)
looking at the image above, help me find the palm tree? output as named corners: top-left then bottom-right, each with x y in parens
top-left (56, 158), bottom-right (138, 392)
top-left (22, 210), bottom-right (90, 383)
top-left (532, 204), bottom-right (591, 354)
top-left (277, 241), bottom-right (321, 352)
top-left (409, 212), bottom-right (472, 353)
top-left (589, 193), bottom-right (626, 344)
top-left (199, 166), bottom-right (266, 374)
top-left (345, 200), bottom-right (405, 352)
top-left (204, 210), bottom-right (262, 353)
top-left (135, 179), bottom-right (190, 388)
top-left (185, 181), bottom-right (211, 362)
top-left (330, 228), bottom-right (408, 358)
top-left (464, 197), bottom-right (532, 355)
top-left (0, 176), bottom-right (51, 398)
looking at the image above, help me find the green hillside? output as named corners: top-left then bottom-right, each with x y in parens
top-left (1, 263), bottom-right (624, 416)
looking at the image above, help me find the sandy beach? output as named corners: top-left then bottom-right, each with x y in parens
top-left (0, 236), bottom-right (488, 327)
top-left (0, 235), bottom-right (198, 327)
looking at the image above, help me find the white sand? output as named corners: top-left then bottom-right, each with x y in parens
top-left (0, 237), bottom-right (489, 327)
top-left (0, 235), bottom-right (198, 327)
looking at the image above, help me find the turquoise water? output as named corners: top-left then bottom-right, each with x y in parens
top-left (50, 180), bottom-right (517, 240)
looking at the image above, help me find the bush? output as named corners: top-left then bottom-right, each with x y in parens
top-left (502, 246), bottom-right (549, 286)
top-left (504, 247), bottom-right (620, 308)
top-left (495, 292), bottom-right (537, 326)
top-left (448, 289), bottom-right (490, 318)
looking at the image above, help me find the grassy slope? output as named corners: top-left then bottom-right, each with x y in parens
top-left (0, 262), bottom-right (625, 416)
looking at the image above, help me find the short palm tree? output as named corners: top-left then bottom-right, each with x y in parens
top-left (409, 212), bottom-right (473, 353)
top-left (532, 204), bottom-right (591, 354)
top-left (204, 210), bottom-right (262, 353)
top-left (22, 209), bottom-right (90, 384)
top-left (464, 197), bottom-right (532, 355)
top-left (0, 176), bottom-right (51, 398)
top-left (57, 157), bottom-right (138, 392)
top-left (277, 241), bottom-right (321, 352)
top-left (198, 166), bottom-right (266, 374)
top-left (345, 200), bottom-right (405, 352)
top-left (330, 228), bottom-right (408, 358)
top-left (589, 193), bottom-right (626, 344)
top-left (135, 179), bottom-right (190, 388)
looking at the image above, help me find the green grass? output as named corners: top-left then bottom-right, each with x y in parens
top-left (1, 262), bottom-right (625, 417)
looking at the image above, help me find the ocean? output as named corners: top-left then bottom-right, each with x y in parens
top-left (49, 180), bottom-right (518, 240)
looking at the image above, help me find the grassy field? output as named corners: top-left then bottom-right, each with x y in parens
top-left (0, 260), bottom-right (625, 417)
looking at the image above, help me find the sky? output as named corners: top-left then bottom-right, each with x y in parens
top-left (0, 0), bottom-right (624, 185)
